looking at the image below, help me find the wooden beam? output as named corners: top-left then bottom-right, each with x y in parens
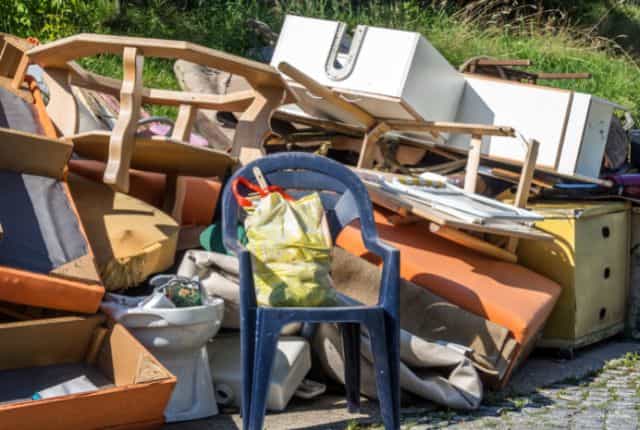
top-left (536, 72), bottom-right (591, 80)
top-left (278, 62), bottom-right (376, 129)
top-left (429, 223), bottom-right (518, 263)
top-left (506, 139), bottom-right (540, 253)
top-left (385, 119), bottom-right (516, 137)
top-left (103, 47), bottom-right (143, 192)
top-left (475, 59), bottom-right (531, 67)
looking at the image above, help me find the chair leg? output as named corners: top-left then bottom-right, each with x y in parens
top-left (248, 312), bottom-right (282, 430)
top-left (366, 314), bottom-right (400, 430)
top-left (385, 314), bottom-right (401, 430)
top-left (341, 322), bottom-right (361, 413)
top-left (241, 309), bottom-right (256, 430)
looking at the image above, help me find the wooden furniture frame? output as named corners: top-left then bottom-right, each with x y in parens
top-left (276, 62), bottom-right (546, 259)
top-left (22, 33), bottom-right (290, 192)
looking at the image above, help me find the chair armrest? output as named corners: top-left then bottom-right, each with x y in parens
top-left (363, 236), bottom-right (400, 315)
top-left (224, 239), bottom-right (259, 310)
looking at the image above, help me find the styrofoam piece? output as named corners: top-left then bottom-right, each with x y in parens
top-left (101, 295), bottom-right (224, 422)
top-left (208, 333), bottom-right (311, 411)
top-left (271, 14), bottom-right (465, 124)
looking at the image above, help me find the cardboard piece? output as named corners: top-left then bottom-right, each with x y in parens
top-left (0, 315), bottom-right (175, 429)
top-left (67, 173), bottom-right (180, 291)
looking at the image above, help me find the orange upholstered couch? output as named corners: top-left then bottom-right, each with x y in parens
top-left (337, 208), bottom-right (562, 385)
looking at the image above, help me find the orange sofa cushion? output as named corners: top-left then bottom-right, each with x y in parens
top-left (336, 209), bottom-right (562, 344)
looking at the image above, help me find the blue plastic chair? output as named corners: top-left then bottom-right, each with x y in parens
top-left (221, 152), bottom-right (401, 430)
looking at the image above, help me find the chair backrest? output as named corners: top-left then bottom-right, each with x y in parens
top-left (222, 152), bottom-right (379, 250)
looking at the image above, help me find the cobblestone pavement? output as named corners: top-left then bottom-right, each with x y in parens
top-left (401, 352), bottom-right (640, 430)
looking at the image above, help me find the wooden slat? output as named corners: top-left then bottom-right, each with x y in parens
top-left (27, 33), bottom-right (283, 88)
top-left (70, 131), bottom-right (237, 177)
top-left (476, 59), bottom-right (531, 67)
top-left (278, 62), bottom-right (376, 129)
top-left (506, 139), bottom-right (540, 253)
top-left (385, 119), bottom-right (515, 137)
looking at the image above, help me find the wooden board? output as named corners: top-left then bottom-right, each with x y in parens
top-left (69, 131), bottom-right (237, 177)
top-left (0, 127), bottom-right (72, 179)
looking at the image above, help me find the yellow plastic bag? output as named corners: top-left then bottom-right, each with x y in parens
top-left (245, 191), bottom-right (337, 307)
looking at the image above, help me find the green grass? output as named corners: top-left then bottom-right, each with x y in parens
top-left (2, 0), bottom-right (640, 118)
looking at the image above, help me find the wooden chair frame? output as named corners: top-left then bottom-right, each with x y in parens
top-left (21, 33), bottom-right (290, 192)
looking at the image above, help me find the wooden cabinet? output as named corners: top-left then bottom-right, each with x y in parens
top-left (517, 201), bottom-right (630, 351)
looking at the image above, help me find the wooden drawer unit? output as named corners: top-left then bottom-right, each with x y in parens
top-left (517, 201), bottom-right (630, 351)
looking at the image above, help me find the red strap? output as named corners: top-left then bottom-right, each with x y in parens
top-left (231, 177), bottom-right (293, 208)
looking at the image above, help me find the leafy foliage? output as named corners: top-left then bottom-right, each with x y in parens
top-left (1, 0), bottom-right (639, 117)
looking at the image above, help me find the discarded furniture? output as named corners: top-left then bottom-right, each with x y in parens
top-left (628, 207), bottom-right (640, 339)
top-left (459, 57), bottom-right (591, 84)
top-left (222, 153), bottom-right (401, 429)
top-left (273, 61), bottom-right (544, 256)
top-left (66, 173), bottom-right (180, 291)
top-left (24, 33), bottom-right (288, 190)
top-left (0, 128), bottom-right (104, 313)
top-left (101, 289), bottom-right (224, 422)
top-left (271, 15), bottom-right (465, 127)
top-left (0, 315), bottom-right (175, 430)
top-left (337, 207), bottom-right (562, 387)
top-left (517, 201), bottom-right (630, 353)
top-left (271, 16), bottom-right (624, 184)
top-left (330, 247), bottom-right (517, 387)
top-left (208, 333), bottom-right (312, 411)
top-left (450, 75), bottom-right (625, 182)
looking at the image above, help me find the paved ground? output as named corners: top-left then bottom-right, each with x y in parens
top-left (167, 341), bottom-right (640, 429)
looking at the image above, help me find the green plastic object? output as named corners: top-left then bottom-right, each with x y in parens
top-left (200, 222), bottom-right (247, 254)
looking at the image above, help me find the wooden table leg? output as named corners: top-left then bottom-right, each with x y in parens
top-left (232, 86), bottom-right (284, 165)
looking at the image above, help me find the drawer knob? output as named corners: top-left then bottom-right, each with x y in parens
top-left (602, 226), bottom-right (610, 238)
top-left (604, 267), bottom-right (611, 279)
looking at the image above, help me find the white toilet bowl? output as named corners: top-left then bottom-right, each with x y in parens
top-left (101, 294), bottom-right (224, 422)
